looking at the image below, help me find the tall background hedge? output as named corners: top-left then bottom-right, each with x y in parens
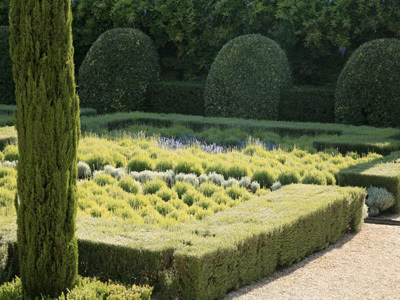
top-left (2, 0), bottom-right (397, 85)
top-left (0, 26), bottom-right (14, 105)
top-left (205, 34), bottom-right (291, 120)
top-left (79, 28), bottom-right (160, 114)
top-left (335, 39), bottom-right (400, 128)
top-left (73, 0), bottom-right (399, 84)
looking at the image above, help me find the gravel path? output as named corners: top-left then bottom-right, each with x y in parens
top-left (225, 223), bottom-right (400, 300)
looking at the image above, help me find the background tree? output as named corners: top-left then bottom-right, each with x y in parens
top-left (9, 0), bottom-right (80, 297)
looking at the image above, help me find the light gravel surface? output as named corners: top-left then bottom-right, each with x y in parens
top-left (225, 223), bottom-right (400, 300)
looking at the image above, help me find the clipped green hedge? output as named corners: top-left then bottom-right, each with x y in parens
top-left (0, 126), bottom-right (16, 151)
top-left (335, 39), bottom-right (400, 127)
top-left (79, 28), bottom-right (160, 114)
top-left (0, 26), bottom-right (14, 105)
top-left (205, 34), bottom-right (292, 120)
top-left (339, 156), bottom-right (400, 213)
top-left (280, 86), bottom-right (335, 123)
top-left (1, 185), bottom-right (366, 299)
top-left (313, 135), bottom-right (400, 156)
top-left (0, 105), bottom-right (97, 117)
top-left (146, 81), bottom-right (205, 116)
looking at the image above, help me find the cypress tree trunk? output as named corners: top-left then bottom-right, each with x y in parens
top-left (9, 0), bottom-right (80, 297)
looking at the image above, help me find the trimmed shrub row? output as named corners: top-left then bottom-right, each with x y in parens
top-left (146, 83), bottom-right (336, 124)
top-left (1, 184), bottom-right (366, 299)
top-left (339, 153), bottom-right (400, 213)
top-left (78, 111), bottom-right (400, 155)
top-left (146, 81), bottom-right (205, 116)
top-left (280, 86), bottom-right (335, 123)
top-left (0, 105), bottom-right (97, 117)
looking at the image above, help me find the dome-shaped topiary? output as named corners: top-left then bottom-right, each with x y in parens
top-left (335, 39), bottom-right (400, 127)
top-left (204, 34), bottom-right (292, 120)
top-left (0, 26), bottom-right (15, 104)
top-left (79, 28), bottom-right (160, 114)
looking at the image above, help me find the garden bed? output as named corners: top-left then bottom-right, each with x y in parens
top-left (1, 184), bottom-right (366, 299)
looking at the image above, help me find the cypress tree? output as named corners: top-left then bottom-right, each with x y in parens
top-left (9, 0), bottom-right (80, 297)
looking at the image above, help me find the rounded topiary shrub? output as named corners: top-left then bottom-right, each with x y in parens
top-left (204, 34), bottom-right (292, 120)
top-left (79, 28), bottom-right (160, 114)
top-left (0, 26), bottom-right (15, 104)
top-left (335, 39), bottom-right (400, 127)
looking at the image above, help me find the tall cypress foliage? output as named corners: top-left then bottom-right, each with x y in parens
top-left (9, 0), bottom-right (80, 297)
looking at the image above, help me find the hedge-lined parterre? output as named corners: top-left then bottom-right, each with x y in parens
top-left (1, 184), bottom-right (367, 299)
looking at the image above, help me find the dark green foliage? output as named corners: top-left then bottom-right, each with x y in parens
top-left (0, 26), bottom-right (14, 105)
top-left (71, 0), bottom-right (399, 84)
top-left (335, 39), bottom-right (400, 127)
top-left (79, 108), bottom-right (97, 117)
top-left (280, 86), bottom-right (335, 123)
top-left (146, 81), bottom-right (205, 116)
top-left (79, 28), bottom-right (160, 114)
top-left (339, 158), bottom-right (400, 213)
top-left (1, 185), bottom-right (366, 299)
top-left (1, 0), bottom-right (400, 84)
top-left (205, 34), bottom-right (292, 120)
top-left (9, 0), bottom-right (80, 297)
top-left (0, 105), bottom-right (96, 117)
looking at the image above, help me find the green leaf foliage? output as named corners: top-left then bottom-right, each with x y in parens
top-left (0, 26), bottom-right (14, 105)
top-left (79, 28), bottom-right (160, 114)
top-left (280, 86), bottom-right (335, 123)
top-left (9, 0), bottom-right (80, 297)
top-left (205, 34), bottom-right (292, 120)
top-left (146, 81), bottom-right (205, 116)
top-left (335, 39), bottom-right (400, 127)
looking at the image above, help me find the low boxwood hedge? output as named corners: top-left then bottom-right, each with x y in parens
top-left (339, 154), bottom-right (400, 213)
top-left (280, 86), bottom-right (335, 123)
top-left (1, 184), bottom-right (366, 299)
top-left (146, 81), bottom-right (205, 116)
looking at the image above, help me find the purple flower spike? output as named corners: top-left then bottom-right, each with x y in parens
top-left (339, 46), bottom-right (346, 57)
